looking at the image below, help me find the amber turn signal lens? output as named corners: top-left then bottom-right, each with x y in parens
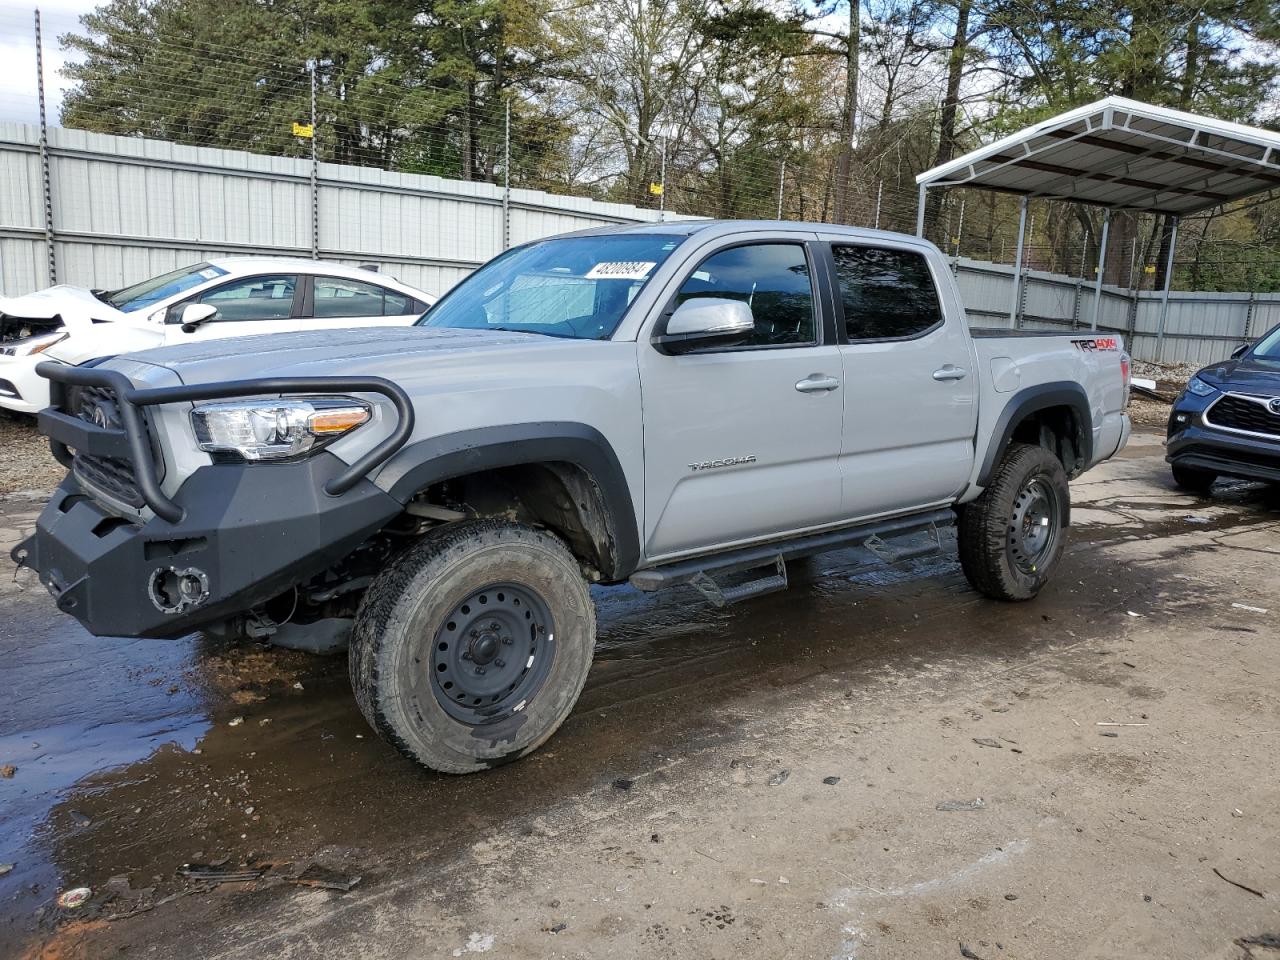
top-left (308, 407), bottom-right (371, 435)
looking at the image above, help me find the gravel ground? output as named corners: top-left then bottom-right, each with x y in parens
top-left (1128, 358), bottom-right (1196, 428)
top-left (0, 413), bottom-right (63, 496)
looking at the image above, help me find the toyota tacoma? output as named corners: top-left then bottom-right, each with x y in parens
top-left (13, 221), bottom-right (1132, 773)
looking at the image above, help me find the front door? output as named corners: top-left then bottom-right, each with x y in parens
top-left (164, 273), bottom-right (302, 343)
top-left (822, 237), bottom-right (979, 519)
top-left (637, 238), bottom-right (845, 561)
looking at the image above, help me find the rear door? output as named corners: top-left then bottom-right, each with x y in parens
top-left (822, 237), bottom-right (978, 519)
top-left (637, 236), bottom-right (845, 561)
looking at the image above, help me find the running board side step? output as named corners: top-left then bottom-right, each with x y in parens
top-left (629, 508), bottom-right (954, 605)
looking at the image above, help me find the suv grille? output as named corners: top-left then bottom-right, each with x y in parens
top-left (70, 385), bottom-right (162, 509)
top-left (1206, 394), bottom-right (1280, 440)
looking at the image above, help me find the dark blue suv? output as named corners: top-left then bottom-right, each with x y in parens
top-left (1167, 322), bottom-right (1280, 492)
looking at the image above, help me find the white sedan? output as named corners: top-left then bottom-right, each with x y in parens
top-left (0, 258), bottom-right (436, 414)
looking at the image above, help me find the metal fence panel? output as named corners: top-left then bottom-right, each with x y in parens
top-left (0, 120), bottom-right (1273, 368)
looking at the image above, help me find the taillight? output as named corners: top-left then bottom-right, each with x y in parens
top-left (1120, 353), bottom-right (1131, 406)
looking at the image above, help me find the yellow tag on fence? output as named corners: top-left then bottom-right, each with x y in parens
top-left (292, 122), bottom-right (314, 139)
top-left (648, 182), bottom-right (664, 196)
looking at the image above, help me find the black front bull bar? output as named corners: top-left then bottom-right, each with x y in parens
top-left (34, 361), bottom-right (416, 522)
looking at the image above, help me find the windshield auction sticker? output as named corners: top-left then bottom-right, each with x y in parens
top-left (585, 261), bottom-right (657, 281)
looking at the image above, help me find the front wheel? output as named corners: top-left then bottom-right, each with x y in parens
top-left (958, 443), bottom-right (1070, 601)
top-left (1171, 464), bottom-right (1216, 494)
top-left (350, 519), bottom-right (595, 774)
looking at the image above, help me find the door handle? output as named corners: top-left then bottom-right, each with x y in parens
top-left (932, 365), bottom-right (967, 382)
top-left (795, 374), bottom-right (840, 393)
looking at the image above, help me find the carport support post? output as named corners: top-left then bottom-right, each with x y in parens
top-left (1090, 209), bottom-right (1110, 330)
top-left (914, 183), bottom-right (926, 237)
top-left (502, 98), bottom-right (511, 249)
top-left (1154, 215), bottom-right (1180, 355)
top-left (1009, 196), bottom-right (1028, 327)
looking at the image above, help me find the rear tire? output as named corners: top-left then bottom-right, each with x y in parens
top-left (958, 443), bottom-right (1070, 602)
top-left (1171, 464), bottom-right (1216, 494)
top-left (350, 519), bottom-right (595, 774)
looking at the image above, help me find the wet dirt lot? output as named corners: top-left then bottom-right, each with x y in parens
top-left (2, 428), bottom-right (1280, 960)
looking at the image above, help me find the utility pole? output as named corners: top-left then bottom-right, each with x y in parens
top-left (658, 135), bottom-right (667, 222)
top-left (309, 60), bottom-right (318, 260)
top-left (503, 98), bottom-right (511, 248)
top-left (34, 8), bottom-right (56, 283)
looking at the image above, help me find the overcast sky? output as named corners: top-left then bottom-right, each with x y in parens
top-left (0, 0), bottom-right (98, 125)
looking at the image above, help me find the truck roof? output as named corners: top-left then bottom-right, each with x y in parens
top-left (562, 219), bottom-right (938, 248)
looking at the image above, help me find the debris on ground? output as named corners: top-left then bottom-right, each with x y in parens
top-left (0, 764), bottom-right (15, 778)
top-left (1004, 893), bottom-right (1018, 901)
top-left (1100, 731), bottom-right (1120, 738)
top-left (822, 776), bottom-right (841, 785)
top-left (177, 863), bottom-right (266, 884)
top-left (1184, 515), bottom-right (1211, 524)
top-left (56, 887), bottom-right (92, 909)
top-left (1231, 602), bottom-right (1269, 615)
top-left (1213, 867), bottom-right (1266, 899)
top-left (959, 942), bottom-right (985, 959)
top-left (1237, 935), bottom-right (1280, 950)
top-left (612, 777), bottom-right (633, 791)
top-left (68, 810), bottom-right (92, 827)
top-left (548, 922), bottom-right (567, 934)
top-left (291, 863), bottom-right (362, 892)
top-left (228, 717), bottom-right (244, 727)
top-left (936, 798), bottom-right (985, 812)
top-left (768, 769), bottom-right (790, 786)
top-left (0, 863), bottom-right (13, 876)
top-left (972, 738), bottom-right (1002, 749)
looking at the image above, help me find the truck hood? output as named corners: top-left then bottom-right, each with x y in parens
top-left (121, 326), bottom-right (567, 385)
top-left (0, 285), bottom-right (134, 332)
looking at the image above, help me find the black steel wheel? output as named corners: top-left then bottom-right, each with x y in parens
top-left (430, 583), bottom-right (555, 724)
top-left (350, 520), bottom-right (595, 774)
top-left (1006, 477), bottom-right (1062, 576)
top-left (958, 443), bottom-right (1070, 601)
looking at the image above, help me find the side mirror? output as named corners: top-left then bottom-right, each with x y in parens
top-left (1230, 342), bottom-right (1249, 360)
top-left (653, 298), bottom-right (754, 354)
top-left (178, 303), bottom-right (217, 333)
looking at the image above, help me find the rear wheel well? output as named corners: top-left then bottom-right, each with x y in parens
top-left (1008, 404), bottom-right (1085, 476)
top-left (412, 462), bottom-right (621, 582)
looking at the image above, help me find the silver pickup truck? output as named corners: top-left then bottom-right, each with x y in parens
top-left (15, 220), bottom-right (1131, 773)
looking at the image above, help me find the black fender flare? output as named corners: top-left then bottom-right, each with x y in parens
top-left (977, 381), bottom-right (1093, 487)
top-left (375, 422), bottom-right (641, 580)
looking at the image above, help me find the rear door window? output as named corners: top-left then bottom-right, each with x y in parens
top-left (312, 276), bottom-right (413, 318)
top-left (832, 245), bottom-right (942, 341)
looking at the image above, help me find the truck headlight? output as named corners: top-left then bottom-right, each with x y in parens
top-left (191, 397), bottom-right (371, 461)
top-left (1185, 376), bottom-right (1217, 397)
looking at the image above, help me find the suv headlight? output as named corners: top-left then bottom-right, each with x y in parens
top-left (191, 397), bottom-right (371, 461)
top-left (1185, 376), bottom-right (1217, 397)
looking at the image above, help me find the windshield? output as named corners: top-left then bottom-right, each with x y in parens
top-left (418, 234), bottom-right (684, 339)
top-left (1250, 324), bottom-right (1280, 360)
top-left (106, 262), bottom-right (229, 313)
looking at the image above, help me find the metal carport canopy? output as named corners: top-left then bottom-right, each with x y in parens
top-left (913, 97), bottom-right (1280, 337)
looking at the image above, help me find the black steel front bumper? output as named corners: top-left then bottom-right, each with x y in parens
top-left (1166, 422), bottom-right (1280, 484)
top-left (12, 362), bottom-right (415, 639)
top-left (13, 456), bottom-right (404, 639)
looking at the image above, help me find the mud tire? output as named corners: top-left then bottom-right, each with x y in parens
top-left (1171, 464), bottom-right (1216, 494)
top-left (350, 519), bottom-right (595, 774)
top-left (958, 443), bottom-right (1070, 602)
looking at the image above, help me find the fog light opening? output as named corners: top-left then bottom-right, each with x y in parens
top-left (148, 565), bottom-right (210, 615)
